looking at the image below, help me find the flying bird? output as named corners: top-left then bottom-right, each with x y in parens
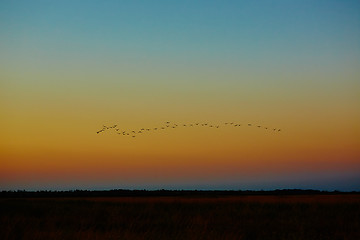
top-left (97, 120), bottom-right (281, 139)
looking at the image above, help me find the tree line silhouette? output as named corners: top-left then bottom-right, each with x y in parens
top-left (1, 189), bottom-right (356, 198)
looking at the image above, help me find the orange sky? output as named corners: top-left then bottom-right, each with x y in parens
top-left (1, 1), bottom-right (360, 190)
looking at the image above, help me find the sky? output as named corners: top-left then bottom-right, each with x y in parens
top-left (1, 0), bottom-right (359, 191)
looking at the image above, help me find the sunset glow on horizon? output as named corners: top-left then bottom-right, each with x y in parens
top-left (1, 0), bottom-right (359, 191)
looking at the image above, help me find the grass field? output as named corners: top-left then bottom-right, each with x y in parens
top-left (1, 194), bottom-right (360, 240)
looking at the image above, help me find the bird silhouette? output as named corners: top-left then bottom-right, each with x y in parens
top-left (97, 121), bottom-right (281, 139)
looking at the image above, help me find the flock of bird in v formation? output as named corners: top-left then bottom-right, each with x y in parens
top-left (96, 122), bottom-right (281, 138)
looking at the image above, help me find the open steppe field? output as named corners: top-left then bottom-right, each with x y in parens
top-left (1, 194), bottom-right (360, 240)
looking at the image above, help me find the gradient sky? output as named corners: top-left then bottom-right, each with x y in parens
top-left (1, 0), bottom-right (359, 191)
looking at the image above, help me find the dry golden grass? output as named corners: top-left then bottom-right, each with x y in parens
top-left (1, 195), bottom-right (359, 240)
